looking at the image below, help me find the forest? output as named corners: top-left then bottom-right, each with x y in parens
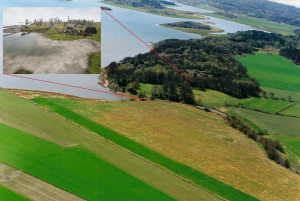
top-left (173, 0), bottom-right (300, 27)
top-left (161, 21), bottom-right (211, 30)
top-left (105, 30), bottom-right (300, 103)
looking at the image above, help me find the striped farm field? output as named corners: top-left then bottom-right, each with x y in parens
top-left (0, 122), bottom-right (176, 201)
top-left (26, 90), bottom-right (300, 201)
top-left (0, 89), bottom-right (223, 201)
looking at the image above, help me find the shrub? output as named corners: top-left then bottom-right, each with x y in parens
top-left (204, 107), bottom-right (211, 112)
top-left (267, 147), bottom-right (280, 161)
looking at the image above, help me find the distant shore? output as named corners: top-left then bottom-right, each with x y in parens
top-left (3, 25), bottom-right (24, 36)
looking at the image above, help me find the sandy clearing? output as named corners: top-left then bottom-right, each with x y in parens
top-left (3, 33), bottom-right (101, 74)
top-left (0, 162), bottom-right (86, 201)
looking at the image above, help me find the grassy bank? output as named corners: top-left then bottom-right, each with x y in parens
top-left (85, 53), bottom-right (101, 74)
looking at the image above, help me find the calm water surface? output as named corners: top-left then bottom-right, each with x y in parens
top-left (0, 0), bottom-right (257, 100)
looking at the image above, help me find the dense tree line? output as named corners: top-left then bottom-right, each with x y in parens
top-left (161, 21), bottom-right (211, 30)
top-left (279, 47), bottom-right (300, 65)
top-left (106, 35), bottom-right (261, 102)
top-left (173, 0), bottom-right (300, 27)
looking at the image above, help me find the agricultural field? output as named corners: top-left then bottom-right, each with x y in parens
top-left (224, 107), bottom-right (300, 137)
top-left (271, 135), bottom-right (300, 169)
top-left (0, 122), bottom-right (175, 201)
top-left (0, 162), bottom-right (85, 201)
top-left (26, 91), bottom-right (300, 201)
top-left (234, 53), bottom-right (300, 92)
top-left (194, 89), bottom-right (294, 113)
top-left (0, 185), bottom-right (30, 201)
top-left (0, 89), bottom-right (223, 201)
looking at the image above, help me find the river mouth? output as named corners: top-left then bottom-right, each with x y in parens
top-left (3, 32), bottom-right (101, 74)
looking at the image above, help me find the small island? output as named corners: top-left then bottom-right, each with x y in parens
top-left (160, 21), bottom-right (223, 36)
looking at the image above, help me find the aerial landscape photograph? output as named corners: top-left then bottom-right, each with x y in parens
top-left (1, 0), bottom-right (300, 200)
top-left (3, 7), bottom-right (101, 74)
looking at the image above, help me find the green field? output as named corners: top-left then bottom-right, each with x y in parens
top-left (271, 135), bottom-right (300, 169)
top-left (0, 123), bottom-right (175, 201)
top-left (206, 13), bottom-right (300, 35)
top-left (22, 26), bottom-right (40, 31)
top-left (225, 107), bottom-right (300, 136)
top-left (0, 89), bottom-right (224, 201)
top-left (31, 96), bottom-right (259, 201)
top-left (262, 87), bottom-right (300, 102)
top-left (0, 185), bottom-right (30, 201)
top-left (48, 34), bottom-right (84, 40)
top-left (85, 53), bottom-right (101, 74)
top-left (194, 90), bottom-right (293, 114)
top-left (140, 83), bottom-right (161, 96)
top-left (234, 53), bottom-right (300, 92)
top-left (45, 28), bottom-right (58, 34)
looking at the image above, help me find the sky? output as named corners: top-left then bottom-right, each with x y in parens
top-left (268, 0), bottom-right (300, 8)
top-left (3, 7), bottom-right (101, 26)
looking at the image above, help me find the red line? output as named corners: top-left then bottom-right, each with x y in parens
top-left (101, 7), bottom-right (194, 83)
top-left (3, 74), bottom-right (146, 100)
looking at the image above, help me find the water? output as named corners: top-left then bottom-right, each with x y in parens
top-left (4, 33), bottom-right (62, 58)
top-left (0, 0), bottom-right (257, 100)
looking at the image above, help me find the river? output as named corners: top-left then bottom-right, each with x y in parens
top-left (0, 0), bottom-right (256, 100)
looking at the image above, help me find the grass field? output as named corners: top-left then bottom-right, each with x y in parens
top-left (48, 34), bottom-right (84, 40)
top-left (262, 87), bottom-right (300, 102)
top-left (160, 25), bottom-right (224, 36)
top-left (85, 53), bottom-right (101, 74)
top-left (1, 89), bottom-right (223, 201)
top-left (270, 135), bottom-right (300, 169)
top-left (45, 28), bottom-right (58, 34)
top-left (140, 83), bottom-right (161, 96)
top-left (0, 185), bottom-right (30, 201)
top-left (206, 13), bottom-right (300, 35)
top-left (235, 53), bottom-right (300, 92)
top-left (29, 93), bottom-right (300, 201)
top-left (194, 90), bottom-right (294, 114)
top-left (0, 162), bottom-right (85, 201)
top-left (224, 107), bottom-right (300, 137)
top-left (0, 123), bottom-right (175, 201)
top-left (22, 26), bottom-right (40, 31)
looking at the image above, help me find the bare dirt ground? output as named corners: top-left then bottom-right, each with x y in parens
top-left (3, 33), bottom-right (101, 74)
top-left (0, 162), bottom-right (86, 201)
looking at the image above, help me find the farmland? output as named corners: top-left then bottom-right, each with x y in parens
top-left (234, 53), bottom-right (300, 92)
top-left (0, 89), bottom-right (223, 201)
top-left (0, 122), bottom-right (175, 201)
top-left (26, 91), bottom-right (300, 201)
top-left (225, 107), bottom-right (300, 137)
top-left (160, 25), bottom-right (224, 36)
top-left (194, 89), bottom-right (294, 113)
top-left (271, 135), bottom-right (300, 169)
top-left (0, 185), bottom-right (30, 201)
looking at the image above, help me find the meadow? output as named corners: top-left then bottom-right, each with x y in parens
top-left (0, 185), bottom-right (30, 201)
top-left (2, 89), bottom-right (222, 201)
top-left (194, 89), bottom-right (294, 114)
top-left (225, 107), bottom-right (300, 137)
top-left (85, 53), bottom-right (101, 74)
top-left (271, 135), bottom-right (300, 169)
top-left (234, 53), bottom-right (300, 92)
top-left (0, 122), bottom-right (175, 201)
top-left (30, 93), bottom-right (300, 201)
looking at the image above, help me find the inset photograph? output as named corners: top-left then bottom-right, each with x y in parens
top-left (3, 7), bottom-right (101, 74)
